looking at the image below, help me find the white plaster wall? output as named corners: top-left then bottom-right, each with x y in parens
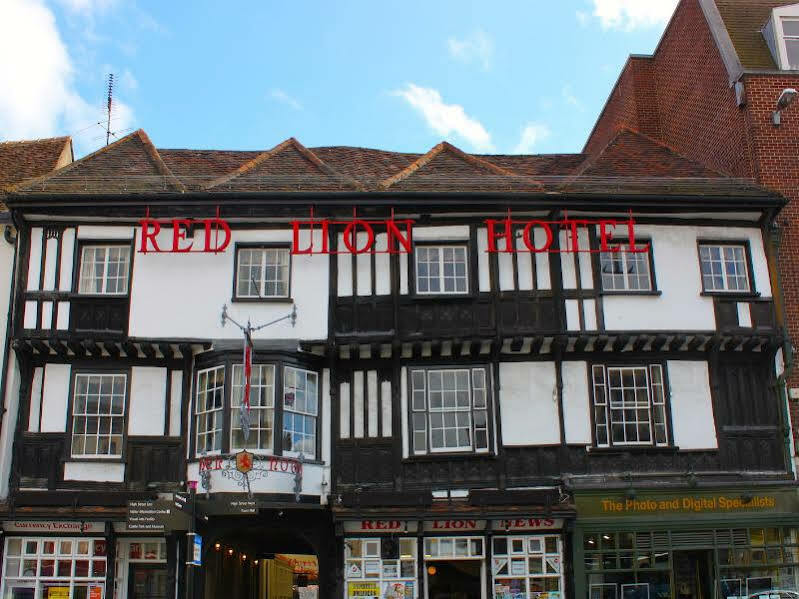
top-left (413, 226), bottom-right (469, 240)
top-left (562, 362), bottom-right (592, 444)
top-left (401, 367), bottom-right (409, 458)
top-left (0, 353), bottom-right (22, 498)
top-left (499, 362), bottom-right (560, 446)
top-left (603, 225), bottom-right (771, 331)
top-left (26, 227), bottom-right (42, 291)
top-left (27, 367), bottom-right (43, 433)
top-left (322, 369), bottom-right (331, 465)
top-left (128, 367), bottom-right (167, 436)
top-left (129, 227), bottom-right (328, 339)
top-left (40, 363), bottom-right (71, 433)
top-left (667, 360), bottom-right (718, 450)
top-left (58, 228), bottom-right (75, 291)
top-left (64, 462), bottom-right (125, 482)
top-left (168, 371), bottom-right (183, 436)
top-left (77, 225), bottom-right (134, 239)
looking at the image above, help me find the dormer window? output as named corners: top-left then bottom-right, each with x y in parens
top-left (781, 18), bottom-right (799, 68)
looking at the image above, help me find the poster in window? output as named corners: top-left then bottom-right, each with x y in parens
top-left (364, 560), bottom-right (381, 578)
top-left (492, 558), bottom-right (508, 575)
top-left (381, 562), bottom-right (399, 579)
top-left (347, 562), bottom-right (363, 578)
top-left (720, 579), bottom-right (742, 599)
top-left (495, 578), bottom-right (524, 599)
top-left (510, 559), bottom-right (526, 576)
top-left (621, 583), bottom-right (650, 599)
top-left (89, 587), bottom-right (103, 599)
top-left (348, 582), bottom-right (380, 599)
top-left (590, 585), bottom-right (618, 599)
top-left (47, 589), bottom-right (70, 599)
top-left (381, 582), bottom-right (410, 599)
top-left (546, 556), bottom-right (561, 573)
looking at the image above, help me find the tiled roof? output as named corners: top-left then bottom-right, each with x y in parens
top-left (9, 127), bottom-right (773, 199)
top-left (715, 0), bottom-right (797, 70)
top-left (0, 136), bottom-right (72, 189)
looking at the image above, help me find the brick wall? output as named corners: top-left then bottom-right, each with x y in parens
top-left (586, 0), bottom-right (799, 451)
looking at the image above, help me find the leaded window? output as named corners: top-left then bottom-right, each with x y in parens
top-left (410, 367), bottom-right (490, 455)
top-left (600, 244), bottom-right (652, 291)
top-left (235, 247), bottom-right (290, 299)
top-left (231, 364), bottom-right (275, 450)
top-left (78, 245), bottom-right (131, 295)
top-left (592, 364), bottom-right (668, 448)
top-left (282, 366), bottom-right (318, 456)
top-left (415, 245), bottom-right (468, 294)
top-left (195, 366), bottom-right (225, 454)
top-left (699, 244), bottom-right (750, 292)
top-left (71, 373), bottom-right (126, 457)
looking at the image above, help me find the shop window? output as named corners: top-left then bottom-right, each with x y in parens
top-left (71, 373), bottom-right (127, 458)
top-left (698, 243), bottom-right (752, 293)
top-left (600, 243), bottom-right (654, 292)
top-left (414, 245), bottom-right (469, 294)
top-left (491, 535), bottom-right (563, 599)
top-left (1, 537), bottom-right (107, 598)
top-left (409, 367), bottom-right (491, 455)
top-left (78, 244), bottom-right (131, 295)
top-left (344, 538), bottom-right (417, 598)
top-left (425, 537), bottom-right (484, 559)
top-left (234, 245), bottom-right (290, 300)
top-left (194, 359), bottom-right (320, 459)
top-left (591, 364), bottom-right (669, 448)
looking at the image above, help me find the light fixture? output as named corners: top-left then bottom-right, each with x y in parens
top-left (214, 543), bottom-right (221, 551)
top-left (773, 88), bottom-right (798, 125)
top-left (427, 565), bottom-right (437, 576)
top-left (242, 554), bottom-right (247, 561)
top-left (228, 548), bottom-right (234, 556)
top-left (254, 560), bottom-right (259, 566)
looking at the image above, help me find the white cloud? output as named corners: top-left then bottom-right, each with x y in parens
top-left (393, 84), bottom-right (494, 152)
top-left (270, 89), bottom-right (303, 110)
top-left (562, 84), bottom-right (584, 111)
top-left (584, 0), bottom-right (678, 31)
top-left (513, 123), bottom-right (551, 154)
top-left (120, 69), bottom-right (138, 91)
top-left (447, 30), bottom-right (493, 70)
top-left (55, 0), bottom-right (116, 15)
top-left (576, 10), bottom-right (590, 26)
top-left (0, 0), bottom-right (133, 154)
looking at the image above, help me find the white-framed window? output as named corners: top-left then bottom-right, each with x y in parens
top-left (282, 366), bottom-right (318, 456)
top-left (699, 244), bottom-right (750, 293)
top-left (592, 364), bottom-right (668, 448)
top-left (415, 245), bottom-right (468, 294)
top-left (78, 245), bottom-right (131, 295)
top-left (113, 539), bottom-right (167, 599)
top-left (235, 246), bottom-right (290, 299)
top-left (1, 536), bottom-right (107, 599)
top-left (231, 363), bottom-right (275, 451)
top-left (195, 365), bottom-right (225, 454)
top-left (71, 373), bottom-right (126, 457)
top-left (344, 537), bottom-right (417, 597)
top-left (424, 536), bottom-right (485, 559)
top-left (410, 367), bottom-right (490, 455)
top-left (781, 18), bottom-right (799, 69)
top-left (599, 244), bottom-right (652, 291)
top-left (492, 535), bottom-right (564, 599)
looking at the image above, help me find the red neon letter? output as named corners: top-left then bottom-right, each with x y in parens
top-left (386, 219), bottom-right (412, 253)
top-left (522, 221), bottom-right (553, 252)
top-left (626, 216), bottom-right (649, 253)
top-left (292, 220), bottom-right (315, 255)
top-left (485, 219), bottom-right (514, 253)
top-left (342, 220), bottom-right (375, 254)
top-left (563, 218), bottom-right (589, 253)
top-left (203, 218), bottom-right (231, 253)
top-left (139, 218), bottom-right (161, 253)
top-left (171, 219), bottom-right (194, 253)
top-left (599, 220), bottom-right (620, 252)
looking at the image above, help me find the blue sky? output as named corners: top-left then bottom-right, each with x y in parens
top-left (0, 0), bottom-right (679, 157)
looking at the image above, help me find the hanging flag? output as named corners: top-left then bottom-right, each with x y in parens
top-left (240, 331), bottom-right (253, 442)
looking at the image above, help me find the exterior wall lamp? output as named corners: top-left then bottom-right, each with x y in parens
top-left (773, 88), bottom-right (798, 125)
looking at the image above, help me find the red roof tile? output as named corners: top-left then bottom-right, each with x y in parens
top-left (0, 137), bottom-right (72, 189)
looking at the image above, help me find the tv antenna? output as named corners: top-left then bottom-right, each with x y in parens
top-left (105, 73), bottom-right (114, 146)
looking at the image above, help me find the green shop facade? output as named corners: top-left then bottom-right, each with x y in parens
top-left (572, 487), bottom-right (799, 599)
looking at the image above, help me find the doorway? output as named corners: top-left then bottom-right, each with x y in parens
top-left (128, 563), bottom-right (169, 599)
top-left (673, 550), bottom-right (713, 599)
top-left (426, 560), bottom-right (482, 599)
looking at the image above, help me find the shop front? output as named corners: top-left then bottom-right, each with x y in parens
top-left (573, 487), bottom-right (799, 599)
top-left (340, 517), bottom-right (567, 599)
top-left (0, 520), bottom-right (170, 599)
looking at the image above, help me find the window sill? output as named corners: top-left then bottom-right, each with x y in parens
top-left (587, 446), bottom-right (680, 454)
top-left (409, 293), bottom-right (475, 301)
top-left (403, 452), bottom-right (495, 461)
top-left (66, 456), bottom-right (125, 463)
top-left (700, 291), bottom-right (761, 299)
top-left (599, 290), bottom-right (662, 297)
top-left (231, 296), bottom-right (294, 304)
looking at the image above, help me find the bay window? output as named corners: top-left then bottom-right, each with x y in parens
top-left (194, 358), bottom-right (320, 459)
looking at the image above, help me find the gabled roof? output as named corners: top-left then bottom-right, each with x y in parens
top-left (6, 128), bottom-right (774, 200)
top-left (713, 0), bottom-right (799, 70)
top-left (0, 136), bottom-right (72, 190)
top-left (203, 137), bottom-right (362, 191)
top-left (14, 129), bottom-right (184, 193)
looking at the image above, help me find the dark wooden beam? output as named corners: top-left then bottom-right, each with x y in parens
top-left (686, 335), bottom-right (705, 352)
top-left (668, 335), bottom-right (686, 352)
top-left (612, 335), bottom-right (630, 352)
top-left (651, 335), bottom-right (669, 351)
top-left (632, 335), bottom-right (649, 352)
top-left (48, 338), bottom-right (69, 358)
top-left (67, 340), bottom-right (85, 357)
top-left (104, 342), bottom-right (121, 359)
top-left (742, 336), bottom-right (761, 352)
top-left (141, 343), bottom-right (156, 360)
top-left (157, 343), bottom-right (173, 360)
top-left (122, 341), bottom-right (139, 358)
top-left (510, 337), bottom-right (524, 352)
top-left (595, 336), bottom-right (610, 351)
top-left (530, 336), bottom-right (544, 355)
top-left (573, 335), bottom-right (589, 353)
top-left (81, 339), bottom-right (102, 358)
